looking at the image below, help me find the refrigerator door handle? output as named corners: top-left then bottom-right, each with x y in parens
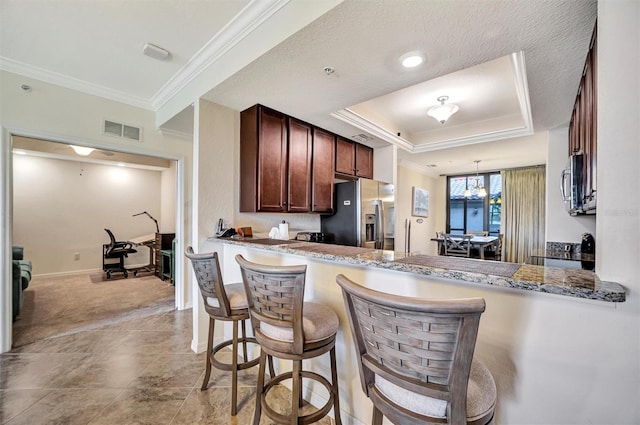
top-left (376, 201), bottom-right (385, 250)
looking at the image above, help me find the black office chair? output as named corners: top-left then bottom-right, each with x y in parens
top-left (103, 228), bottom-right (137, 279)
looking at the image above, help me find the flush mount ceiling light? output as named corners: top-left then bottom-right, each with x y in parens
top-left (464, 160), bottom-right (487, 198)
top-left (142, 43), bottom-right (170, 61)
top-left (70, 145), bottom-right (95, 156)
top-left (427, 95), bottom-right (459, 124)
top-left (399, 51), bottom-right (425, 68)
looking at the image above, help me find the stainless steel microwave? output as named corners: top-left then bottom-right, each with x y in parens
top-left (561, 153), bottom-right (595, 215)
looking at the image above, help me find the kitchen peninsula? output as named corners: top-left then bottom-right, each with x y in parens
top-left (214, 237), bottom-right (625, 303)
top-left (209, 236), bottom-right (626, 424)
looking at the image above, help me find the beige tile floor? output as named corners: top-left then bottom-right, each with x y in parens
top-left (1, 304), bottom-right (334, 424)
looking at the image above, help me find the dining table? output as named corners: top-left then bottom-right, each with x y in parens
top-left (431, 235), bottom-right (499, 259)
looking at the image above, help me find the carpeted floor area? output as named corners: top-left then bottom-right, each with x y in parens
top-left (12, 271), bottom-right (175, 348)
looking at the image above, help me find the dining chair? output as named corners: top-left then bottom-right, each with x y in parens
top-left (467, 230), bottom-right (489, 236)
top-left (336, 274), bottom-right (496, 425)
top-left (184, 247), bottom-right (260, 416)
top-left (484, 234), bottom-right (504, 261)
top-left (235, 254), bottom-right (342, 425)
top-left (443, 234), bottom-right (472, 257)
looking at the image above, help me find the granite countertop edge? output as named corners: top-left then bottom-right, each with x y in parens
top-left (211, 237), bottom-right (626, 303)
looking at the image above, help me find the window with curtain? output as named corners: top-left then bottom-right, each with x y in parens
top-left (502, 166), bottom-right (546, 263)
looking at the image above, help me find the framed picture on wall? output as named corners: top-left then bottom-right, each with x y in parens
top-left (412, 187), bottom-right (429, 217)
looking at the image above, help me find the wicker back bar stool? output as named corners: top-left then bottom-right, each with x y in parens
top-left (235, 254), bottom-right (342, 425)
top-left (184, 246), bottom-right (260, 416)
top-left (336, 274), bottom-right (496, 425)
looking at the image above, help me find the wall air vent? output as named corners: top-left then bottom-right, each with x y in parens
top-left (352, 133), bottom-right (373, 143)
top-left (103, 119), bottom-right (142, 142)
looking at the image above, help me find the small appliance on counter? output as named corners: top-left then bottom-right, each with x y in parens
top-left (580, 233), bottom-right (595, 270)
top-left (581, 233), bottom-right (595, 254)
top-left (214, 218), bottom-right (237, 238)
top-left (295, 232), bottom-right (325, 242)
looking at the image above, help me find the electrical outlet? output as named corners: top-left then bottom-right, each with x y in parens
top-left (74, 252), bottom-right (80, 261)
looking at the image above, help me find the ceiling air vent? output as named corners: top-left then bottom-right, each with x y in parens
top-left (352, 133), bottom-right (373, 143)
top-left (103, 119), bottom-right (142, 142)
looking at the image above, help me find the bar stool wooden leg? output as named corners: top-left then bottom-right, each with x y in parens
top-left (201, 317), bottom-right (215, 391)
top-left (372, 406), bottom-right (383, 425)
top-left (231, 320), bottom-right (239, 416)
top-left (253, 350), bottom-right (267, 425)
top-left (292, 359), bottom-right (302, 423)
top-left (241, 320), bottom-right (249, 362)
top-left (330, 346), bottom-right (342, 425)
top-left (268, 355), bottom-right (275, 379)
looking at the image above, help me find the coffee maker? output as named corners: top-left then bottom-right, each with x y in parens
top-left (581, 233), bottom-right (595, 270)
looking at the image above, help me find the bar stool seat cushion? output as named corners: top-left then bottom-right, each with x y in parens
top-left (206, 282), bottom-right (248, 309)
top-left (375, 359), bottom-right (496, 421)
top-left (261, 302), bottom-right (339, 343)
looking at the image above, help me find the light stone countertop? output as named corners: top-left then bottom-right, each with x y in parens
top-left (211, 237), bottom-right (626, 303)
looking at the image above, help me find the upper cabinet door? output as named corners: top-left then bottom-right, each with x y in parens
top-left (240, 105), bottom-right (287, 212)
top-left (287, 118), bottom-right (313, 213)
top-left (257, 107), bottom-right (288, 212)
top-left (311, 128), bottom-right (335, 213)
top-left (335, 137), bottom-right (356, 175)
top-left (355, 143), bottom-right (373, 179)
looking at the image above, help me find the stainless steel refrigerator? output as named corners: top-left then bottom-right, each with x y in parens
top-left (320, 179), bottom-right (394, 250)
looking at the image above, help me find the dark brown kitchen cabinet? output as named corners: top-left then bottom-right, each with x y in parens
top-left (355, 142), bottom-right (373, 178)
top-left (568, 24), bottom-right (597, 210)
top-left (311, 128), bottom-right (335, 213)
top-left (240, 104), bottom-right (288, 212)
top-left (287, 117), bottom-right (313, 213)
top-left (335, 136), bottom-right (373, 179)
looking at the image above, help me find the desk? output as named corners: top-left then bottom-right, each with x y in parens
top-left (431, 236), bottom-right (498, 260)
top-left (129, 233), bottom-right (176, 277)
top-left (129, 233), bottom-right (155, 274)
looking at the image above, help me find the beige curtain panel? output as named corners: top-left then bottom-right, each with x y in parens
top-left (502, 166), bottom-right (546, 264)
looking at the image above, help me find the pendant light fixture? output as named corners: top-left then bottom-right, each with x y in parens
top-left (465, 160), bottom-right (487, 198)
top-left (427, 95), bottom-right (459, 124)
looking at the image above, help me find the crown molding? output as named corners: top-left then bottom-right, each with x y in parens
top-left (331, 51), bottom-right (533, 155)
top-left (0, 57), bottom-right (153, 110)
top-left (159, 128), bottom-right (193, 141)
top-left (411, 126), bottom-right (533, 153)
top-left (150, 0), bottom-right (290, 110)
top-left (331, 109), bottom-right (415, 151)
top-left (1, 0), bottom-right (290, 114)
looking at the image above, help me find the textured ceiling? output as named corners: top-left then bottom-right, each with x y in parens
top-left (201, 0), bottom-right (596, 175)
top-left (1, 0), bottom-right (597, 176)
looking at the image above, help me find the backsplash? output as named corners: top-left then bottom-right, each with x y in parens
top-left (234, 212), bottom-right (321, 239)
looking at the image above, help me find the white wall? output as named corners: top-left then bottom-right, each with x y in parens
top-left (0, 70), bottom-right (194, 352)
top-left (396, 164), bottom-right (439, 255)
top-left (12, 155), bottom-right (162, 274)
top-left (592, 3), bottom-right (640, 421)
top-left (160, 163), bottom-right (177, 233)
top-left (545, 127), bottom-right (596, 243)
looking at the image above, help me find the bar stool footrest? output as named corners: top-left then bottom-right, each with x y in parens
top-left (262, 370), bottom-right (335, 425)
top-left (210, 336), bottom-right (260, 371)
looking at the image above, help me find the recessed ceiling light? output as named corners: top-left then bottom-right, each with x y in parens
top-left (400, 51), bottom-right (425, 68)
